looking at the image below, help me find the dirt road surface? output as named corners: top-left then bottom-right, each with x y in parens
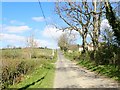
top-left (54, 51), bottom-right (120, 88)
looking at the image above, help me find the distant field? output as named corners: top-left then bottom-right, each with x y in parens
top-left (1, 48), bottom-right (57, 89)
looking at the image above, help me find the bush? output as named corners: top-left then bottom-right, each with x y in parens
top-left (2, 49), bottom-right (21, 59)
top-left (94, 45), bottom-right (120, 66)
top-left (2, 60), bottom-right (38, 89)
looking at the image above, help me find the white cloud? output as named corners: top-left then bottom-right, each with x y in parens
top-left (1, 33), bottom-right (56, 48)
top-left (10, 20), bottom-right (25, 25)
top-left (35, 39), bottom-right (56, 48)
top-left (0, 24), bottom-right (2, 30)
top-left (3, 25), bottom-right (32, 33)
top-left (1, 33), bottom-right (26, 43)
top-left (100, 19), bottom-right (110, 30)
top-left (32, 17), bottom-right (45, 22)
top-left (42, 25), bottom-right (64, 40)
top-left (42, 25), bottom-right (81, 48)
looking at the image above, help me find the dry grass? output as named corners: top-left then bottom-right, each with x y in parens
top-left (1, 48), bottom-right (53, 89)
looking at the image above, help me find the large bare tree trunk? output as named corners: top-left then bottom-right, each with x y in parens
top-left (93, 0), bottom-right (99, 51)
top-left (82, 36), bottom-right (87, 53)
top-left (81, 29), bottom-right (88, 53)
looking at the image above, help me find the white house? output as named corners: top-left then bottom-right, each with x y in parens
top-left (78, 46), bottom-right (83, 52)
top-left (88, 45), bottom-right (94, 51)
top-left (78, 43), bottom-right (94, 52)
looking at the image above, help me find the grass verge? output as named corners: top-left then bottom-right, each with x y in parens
top-left (9, 63), bottom-right (55, 89)
top-left (8, 60), bottom-right (56, 89)
top-left (64, 52), bottom-right (120, 82)
top-left (6, 49), bottom-right (57, 89)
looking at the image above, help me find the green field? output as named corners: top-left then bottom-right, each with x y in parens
top-left (1, 48), bottom-right (57, 89)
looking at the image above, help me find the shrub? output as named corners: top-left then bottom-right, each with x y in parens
top-left (2, 60), bottom-right (34, 89)
top-left (17, 61), bottom-right (26, 74)
top-left (2, 49), bottom-right (21, 59)
top-left (94, 45), bottom-right (120, 66)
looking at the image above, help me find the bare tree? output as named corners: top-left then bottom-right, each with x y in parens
top-left (58, 33), bottom-right (68, 51)
top-left (55, 2), bottom-right (91, 53)
top-left (58, 32), bottom-right (76, 52)
top-left (55, 1), bottom-right (106, 53)
top-left (26, 34), bottom-right (38, 59)
top-left (88, 1), bottom-right (105, 51)
top-left (27, 34), bottom-right (37, 48)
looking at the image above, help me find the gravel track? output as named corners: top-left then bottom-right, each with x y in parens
top-left (54, 51), bottom-right (120, 88)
